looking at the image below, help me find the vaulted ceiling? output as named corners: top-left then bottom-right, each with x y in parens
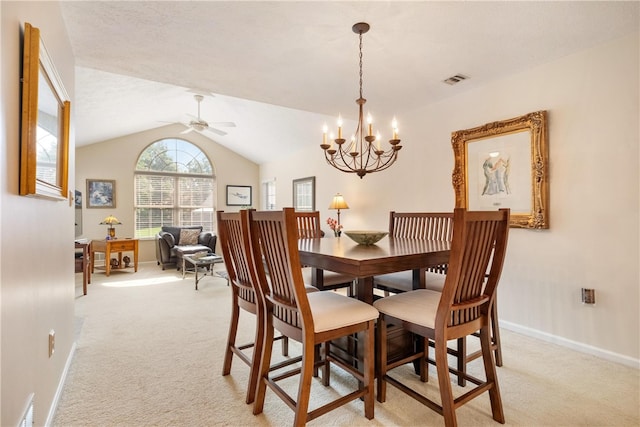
top-left (61, 1), bottom-right (639, 164)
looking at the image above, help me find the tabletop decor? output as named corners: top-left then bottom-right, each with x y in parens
top-left (328, 193), bottom-right (349, 227)
top-left (451, 110), bottom-right (549, 229)
top-left (327, 218), bottom-right (343, 237)
top-left (100, 215), bottom-right (121, 240)
top-left (319, 22), bottom-right (402, 178)
top-left (344, 230), bottom-right (388, 246)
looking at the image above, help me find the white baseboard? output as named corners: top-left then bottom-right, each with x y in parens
top-left (500, 320), bottom-right (639, 369)
top-left (45, 341), bottom-right (77, 427)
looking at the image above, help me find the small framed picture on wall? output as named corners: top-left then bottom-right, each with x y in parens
top-left (226, 185), bottom-right (252, 206)
top-left (86, 179), bottom-right (116, 208)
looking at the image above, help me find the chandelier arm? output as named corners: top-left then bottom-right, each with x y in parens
top-left (324, 150), bottom-right (359, 174)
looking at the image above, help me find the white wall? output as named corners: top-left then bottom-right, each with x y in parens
top-left (260, 33), bottom-right (640, 364)
top-left (76, 124), bottom-right (259, 261)
top-left (1, 2), bottom-right (76, 425)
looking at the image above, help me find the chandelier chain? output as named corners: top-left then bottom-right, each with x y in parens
top-left (359, 31), bottom-right (364, 100)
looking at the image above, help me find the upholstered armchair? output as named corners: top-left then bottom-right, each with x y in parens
top-left (155, 226), bottom-right (217, 270)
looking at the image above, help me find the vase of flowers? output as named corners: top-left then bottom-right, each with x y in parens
top-left (327, 217), bottom-right (343, 237)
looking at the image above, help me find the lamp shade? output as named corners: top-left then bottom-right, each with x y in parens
top-left (100, 215), bottom-right (121, 225)
top-left (329, 194), bottom-right (349, 210)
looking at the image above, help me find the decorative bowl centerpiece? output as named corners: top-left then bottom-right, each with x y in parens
top-left (344, 230), bottom-right (389, 246)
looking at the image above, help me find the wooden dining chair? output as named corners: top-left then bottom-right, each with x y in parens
top-left (374, 208), bottom-right (510, 427)
top-left (295, 211), bottom-right (356, 295)
top-left (373, 211), bottom-right (503, 386)
top-left (250, 208), bottom-right (379, 426)
top-left (373, 211), bottom-right (454, 295)
top-left (218, 210), bottom-right (303, 404)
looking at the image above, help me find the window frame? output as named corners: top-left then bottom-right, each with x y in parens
top-left (134, 138), bottom-right (215, 239)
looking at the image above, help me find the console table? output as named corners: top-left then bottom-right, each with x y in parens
top-left (91, 238), bottom-right (139, 276)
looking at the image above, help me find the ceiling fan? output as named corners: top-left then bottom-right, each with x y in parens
top-left (180, 94), bottom-right (235, 136)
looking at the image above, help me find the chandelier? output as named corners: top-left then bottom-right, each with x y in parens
top-left (320, 22), bottom-right (402, 179)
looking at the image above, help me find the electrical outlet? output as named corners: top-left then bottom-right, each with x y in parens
top-left (48, 330), bottom-right (55, 357)
top-left (581, 288), bottom-right (596, 305)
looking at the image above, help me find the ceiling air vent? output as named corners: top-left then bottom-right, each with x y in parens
top-left (443, 74), bottom-right (469, 85)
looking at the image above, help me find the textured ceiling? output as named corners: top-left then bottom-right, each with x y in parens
top-left (60, 1), bottom-right (639, 164)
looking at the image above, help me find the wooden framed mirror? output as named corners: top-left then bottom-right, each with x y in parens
top-left (20, 22), bottom-right (71, 200)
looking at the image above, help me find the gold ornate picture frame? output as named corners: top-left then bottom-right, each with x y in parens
top-left (452, 110), bottom-right (549, 229)
top-left (19, 23), bottom-right (71, 200)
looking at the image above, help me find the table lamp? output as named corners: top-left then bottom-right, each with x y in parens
top-left (328, 193), bottom-right (349, 226)
top-left (100, 215), bottom-right (121, 240)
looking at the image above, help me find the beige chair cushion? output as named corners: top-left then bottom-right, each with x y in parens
top-left (307, 291), bottom-right (379, 333)
top-left (374, 270), bottom-right (447, 293)
top-left (373, 289), bottom-right (441, 329)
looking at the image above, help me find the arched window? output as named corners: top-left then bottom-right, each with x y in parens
top-left (134, 138), bottom-right (215, 238)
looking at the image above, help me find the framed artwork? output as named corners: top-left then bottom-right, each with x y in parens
top-left (86, 179), bottom-right (116, 208)
top-left (451, 110), bottom-right (549, 229)
top-left (74, 190), bottom-right (83, 237)
top-left (19, 22), bottom-right (71, 201)
top-left (293, 176), bottom-right (315, 212)
top-left (226, 185), bottom-right (252, 206)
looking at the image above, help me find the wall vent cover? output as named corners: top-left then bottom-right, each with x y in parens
top-left (443, 74), bottom-right (469, 85)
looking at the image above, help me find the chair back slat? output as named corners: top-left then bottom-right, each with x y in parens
top-left (437, 209), bottom-right (509, 330)
top-left (249, 208), bottom-right (311, 334)
top-left (389, 211), bottom-right (454, 241)
top-left (294, 211), bottom-right (323, 238)
top-left (294, 211), bottom-right (322, 268)
top-left (389, 211), bottom-right (454, 274)
top-left (217, 210), bottom-right (258, 306)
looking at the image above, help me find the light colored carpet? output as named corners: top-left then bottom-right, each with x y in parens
top-left (53, 262), bottom-right (639, 426)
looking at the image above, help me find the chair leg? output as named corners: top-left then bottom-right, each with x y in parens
top-left (222, 298), bottom-right (240, 376)
top-left (376, 315), bottom-right (388, 403)
top-left (246, 305), bottom-right (265, 405)
top-left (480, 326), bottom-right (505, 423)
top-left (313, 344), bottom-right (320, 378)
top-left (293, 340), bottom-right (316, 427)
top-left (253, 316), bottom-right (275, 416)
top-left (419, 336), bottom-right (428, 382)
top-left (456, 337), bottom-right (467, 387)
top-left (453, 301), bottom-right (502, 386)
top-left (435, 337), bottom-right (457, 427)
top-left (491, 302), bottom-right (503, 366)
top-left (321, 341), bottom-right (330, 386)
top-left (363, 320), bottom-right (375, 420)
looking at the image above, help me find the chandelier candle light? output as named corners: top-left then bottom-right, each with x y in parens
top-left (100, 215), bottom-right (121, 240)
top-left (320, 22), bottom-right (402, 178)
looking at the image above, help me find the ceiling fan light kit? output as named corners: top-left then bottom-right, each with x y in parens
top-left (320, 22), bottom-right (402, 179)
top-left (181, 94), bottom-right (235, 136)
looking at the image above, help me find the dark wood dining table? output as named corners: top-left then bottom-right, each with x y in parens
top-left (298, 236), bottom-right (451, 304)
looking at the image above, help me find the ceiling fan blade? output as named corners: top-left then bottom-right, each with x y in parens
top-left (205, 127), bottom-right (227, 136)
top-left (210, 121), bottom-right (236, 128)
top-left (186, 113), bottom-right (199, 121)
top-left (180, 126), bottom-right (194, 134)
